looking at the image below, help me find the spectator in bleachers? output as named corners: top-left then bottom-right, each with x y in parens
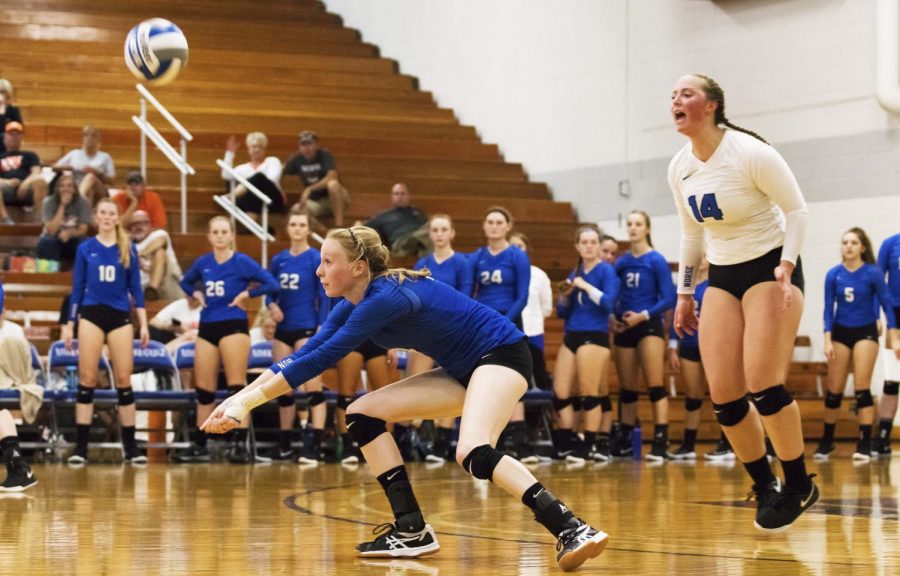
top-left (149, 296), bottom-right (201, 346)
top-left (36, 173), bottom-right (92, 267)
top-left (284, 130), bottom-right (349, 227)
top-left (54, 125), bottom-right (115, 206)
top-left (114, 171), bottom-right (167, 229)
top-left (220, 133), bottom-right (286, 217)
top-left (0, 79), bottom-right (23, 154)
top-left (362, 183), bottom-right (430, 258)
top-left (0, 122), bottom-right (47, 224)
top-left (127, 209), bottom-right (183, 301)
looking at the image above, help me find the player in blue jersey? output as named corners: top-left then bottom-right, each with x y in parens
top-left (265, 210), bottom-right (330, 464)
top-left (553, 225), bottom-right (619, 463)
top-left (0, 279), bottom-right (38, 491)
top-left (202, 226), bottom-right (608, 570)
top-left (609, 211), bottom-right (676, 461)
top-left (816, 228), bottom-right (899, 462)
top-left (411, 213), bottom-right (473, 462)
top-left (172, 216), bottom-right (278, 464)
top-left (876, 232), bottom-right (900, 455)
top-left (470, 207), bottom-right (534, 462)
top-left (63, 198), bottom-right (149, 465)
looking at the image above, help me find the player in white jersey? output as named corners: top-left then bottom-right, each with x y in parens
top-left (669, 74), bottom-right (818, 533)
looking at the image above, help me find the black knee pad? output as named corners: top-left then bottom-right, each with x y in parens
top-left (345, 412), bottom-right (387, 448)
top-left (712, 397), bottom-right (750, 427)
top-left (76, 385), bottom-right (94, 405)
top-left (855, 389), bottom-right (874, 409)
top-left (336, 395), bottom-right (355, 411)
top-left (752, 384), bottom-right (793, 416)
top-left (552, 396), bottom-right (573, 412)
top-left (116, 386), bottom-right (135, 407)
top-left (461, 444), bottom-right (504, 481)
top-left (571, 396), bottom-right (583, 411)
top-left (580, 396), bottom-right (601, 411)
top-left (307, 392), bottom-right (326, 407)
top-left (196, 388), bottom-right (217, 406)
top-left (277, 393), bottom-right (296, 407)
top-left (227, 385), bottom-right (244, 397)
top-left (649, 386), bottom-right (667, 403)
top-left (884, 381), bottom-right (899, 396)
top-left (599, 395), bottom-right (612, 412)
top-left (824, 392), bottom-right (843, 409)
top-left (685, 397), bottom-right (703, 412)
top-left (620, 389), bottom-right (639, 404)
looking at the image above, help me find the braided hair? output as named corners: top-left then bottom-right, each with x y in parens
top-left (694, 74), bottom-right (768, 144)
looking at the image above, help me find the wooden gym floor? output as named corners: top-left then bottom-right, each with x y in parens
top-left (1, 445), bottom-right (897, 575)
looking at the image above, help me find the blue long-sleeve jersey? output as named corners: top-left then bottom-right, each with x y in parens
top-left (414, 252), bottom-right (473, 295)
top-left (70, 237), bottom-right (144, 318)
top-left (471, 245), bottom-right (530, 321)
top-left (878, 234), bottom-right (900, 304)
top-left (614, 250), bottom-right (676, 319)
top-left (266, 248), bottom-right (329, 330)
top-left (180, 252), bottom-right (278, 324)
top-left (823, 263), bottom-right (896, 331)
top-left (273, 275), bottom-right (524, 388)
top-left (670, 280), bottom-right (708, 348)
top-left (557, 262), bottom-right (619, 333)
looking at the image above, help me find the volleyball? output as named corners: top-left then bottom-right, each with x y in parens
top-left (124, 18), bottom-right (189, 86)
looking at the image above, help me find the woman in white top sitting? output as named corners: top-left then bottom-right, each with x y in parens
top-left (220, 132), bottom-right (286, 215)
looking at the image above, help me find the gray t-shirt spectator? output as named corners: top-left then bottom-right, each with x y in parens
top-left (365, 206), bottom-right (428, 246)
top-left (55, 149), bottom-right (115, 186)
top-left (283, 149), bottom-right (337, 200)
top-left (41, 193), bottom-right (91, 234)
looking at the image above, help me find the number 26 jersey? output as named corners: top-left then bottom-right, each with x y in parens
top-left (180, 252), bottom-right (279, 324)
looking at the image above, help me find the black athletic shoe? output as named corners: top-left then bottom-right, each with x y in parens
top-left (853, 439), bottom-right (872, 463)
top-left (555, 520), bottom-right (609, 571)
top-left (748, 477), bottom-right (782, 530)
top-left (667, 443), bottom-right (696, 460)
top-left (171, 444), bottom-right (211, 463)
top-left (609, 432), bottom-right (633, 458)
top-left (645, 436), bottom-right (668, 463)
top-left (0, 460), bottom-right (38, 492)
top-left (872, 437), bottom-right (893, 457)
top-left (813, 440), bottom-right (835, 462)
top-left (67, 447), bottom-right (88, 466)
top-left (356, 523), bottom-right (440, 558)
top-left (228, 443), bottom-right (252, 464)
top-left (754, 475), bottom-right (819, 533)
top-left (123, 444), bottom-right (148, 465)
top-left (593, 438), bottom-right (611, 463)
top-left (704, 440), bottom-right (735, 461)
top-left (296, 444), bottom-right (321, 466)
top-left (263, 446), bottom-right (295, 461)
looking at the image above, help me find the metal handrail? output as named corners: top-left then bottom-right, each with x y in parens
top-left (216, 159), bottom-right (275, 265)
top-left (135, 84), bottom-right (194, 234)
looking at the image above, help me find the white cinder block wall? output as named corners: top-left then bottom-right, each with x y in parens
top-left (323, 1), bottom-right (900, 389)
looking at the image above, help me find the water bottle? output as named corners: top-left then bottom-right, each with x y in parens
top-left (631, 421), bottom-right (642, 460)
top-left (65, 365), bottom-right (78, 391)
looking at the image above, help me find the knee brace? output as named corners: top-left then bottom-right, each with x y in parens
top-left (571, 396), bottom-right (583, 411)
top-left (336, 395), bottom-right (355, 411)
top-left (685, 397), bottom-right (703, 412)
top-left (552, 396), bottom-right (573, 412)
top-left (855, 389), bottom-right (874, 409)
top-left (277, 393), bottom-right (296, 407)
top-left (227, 385), bottom-right (244, 397)
top-left (825, 392), bottom-right (843, 409)
top-left (752, 384), bottom-right (793, 416)
top-left (461, 444), bottom-right (504, 481)
top-left (307, 391), bottom-right (326, 407)
top-left (649, 386), bottom-right (667, 403)
top-left (345, 412), bottom-right (387, 448)
top-left (116, 386), bottom-right (135, 407)
top-left (196, 388), bottom-right (217, 406)
top-left (580, 396), bottom-right (601, 411)
top-left (620, 389), bottom-right (639, 404)
top-left (884, 381), bottom-right (899, 396)
top-left (76, 385), bottom-right (94, 405)
top-left (712, 396), bottom-right (750, 427)
top-left (599, 395), bottom-right (612, 412)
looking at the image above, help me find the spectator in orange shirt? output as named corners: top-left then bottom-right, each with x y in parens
top-left (114, 171), bottom-right (167, 229)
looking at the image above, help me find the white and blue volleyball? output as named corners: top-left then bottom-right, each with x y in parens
top-left (124, 19), bottom-right (189, 86)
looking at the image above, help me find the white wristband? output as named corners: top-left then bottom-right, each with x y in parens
top-left (641, 310), bottom-right (651, 321)
top-left (586, 286), bottom-right (604, 306)
top-left (223, 387), bottom-right (268, 422)
top-left (668, 339), bottom-right (678, 350)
